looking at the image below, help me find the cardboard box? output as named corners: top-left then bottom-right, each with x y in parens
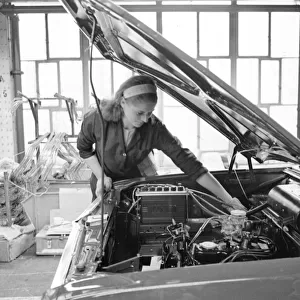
top-left (0, 223), bottom-right (35, 262)
top-left (36, 224), bottom-right (70, 255)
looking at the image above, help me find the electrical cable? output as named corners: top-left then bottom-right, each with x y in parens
top-left (246, 202), bottom-right (269, 217)
top-left (188, 190), bottom-right (229, 217)
top-left (86, 11), bottom-right (106, 259)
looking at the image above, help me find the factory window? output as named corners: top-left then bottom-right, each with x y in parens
top-left (236, 11), bottom-right (299, 138)
top-left (260, 60), bottom-right (280, 104)
top-left (281, 58), bottom-right (299, 105)
top-left (236, 59), bottom-right (259, 105)
top-left (199, 12), bottom-right (230, 57)
top-left (271, 12), bottom-right (299, 58)
top-left (208, 59), bottom-right (231, 85)
top-left (162, 12), bottom-right (197, 58)
top-left (19, 14), bottom-right (46, 60)
top-left (60, 61), bottom-right (84, 107)
top-left (238, 12), bottom-right (269, 57)
top-left (16, 3), bottom-right (300, 171)
top-left (48, 14), bottom-right (80, 58)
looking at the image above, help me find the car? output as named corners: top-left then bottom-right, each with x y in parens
top-left (42, 0), bottom-right (300, 299)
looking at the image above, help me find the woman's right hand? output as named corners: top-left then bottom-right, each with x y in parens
top-left (96, 175), bottom-right (113, 197)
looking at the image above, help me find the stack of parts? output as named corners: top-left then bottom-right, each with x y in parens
top-left (0, 158), bottom-right (27, 226)
top-left (0, 158), bottom-right (36, 261)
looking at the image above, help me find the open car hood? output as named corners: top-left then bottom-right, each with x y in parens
top-left (61, 0), bottom-right (300, 164)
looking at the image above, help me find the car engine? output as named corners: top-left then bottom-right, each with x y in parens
top-left (109, 184), bottom-right (284, 269)
top-left (66, 178), bottom-right (300, 279)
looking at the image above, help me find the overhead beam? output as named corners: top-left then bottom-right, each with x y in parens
top-left (1, 3), bottom-right (300, 14)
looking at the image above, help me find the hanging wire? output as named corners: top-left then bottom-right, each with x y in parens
top-left (86, 11), bottom-right (106, 259)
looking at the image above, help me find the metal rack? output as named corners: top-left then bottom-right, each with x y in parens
top-left (17, 91), bottom-right (79, 139)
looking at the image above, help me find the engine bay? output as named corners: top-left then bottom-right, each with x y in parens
top-left (65, 171), bottom-right (300, 279)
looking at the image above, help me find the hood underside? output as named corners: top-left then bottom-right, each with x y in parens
top-left (61, 0), bottom-right (300, 164)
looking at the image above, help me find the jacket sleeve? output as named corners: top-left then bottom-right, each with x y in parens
top-left (77, 110), bottom-right (97, 159)
top-left (153, 121), bottom-right (208, 181)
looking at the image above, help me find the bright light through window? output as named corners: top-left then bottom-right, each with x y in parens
top-left (237, 59), bottom-right (259, 104)
top-left (19, 14), bottom-right (46, 60)
top-left (271, 12), bottom-right (300, 58)
top-left (199, 12), bottom-right (229, 56)
top-left (162, 12), bottom-right (197, 58)
top-left (48, 14), bottom-right (80, 58)
top-left (239, 12), bottom-right (269, 56)
top-left (261, 60), bottom-right (279, 104)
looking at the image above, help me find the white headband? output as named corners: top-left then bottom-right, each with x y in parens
top-left (123, 84), bottom-right (157, 99)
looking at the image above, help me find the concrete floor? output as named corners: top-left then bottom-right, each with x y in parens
top-left (0, 244), bottom-right (60, 299)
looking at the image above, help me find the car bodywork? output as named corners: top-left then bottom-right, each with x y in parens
top-left (42, 0), bottom-right (300, 299)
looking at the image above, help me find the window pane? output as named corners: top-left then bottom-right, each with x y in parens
top-left (281, 58), bottom-right (299, 105)
top-left (23, 109), bottom-right (50, 147)
top-left (209, 59), bottom-right (231, 85)
top-left (48, 14), bottom-right (80, 58)
top-left (163, 93), bottom-right (181, 107)
top-left (261, 60), bottom-right (279, 104)
top-left (19, 14), bottom-right (46, 60)
top-left (113, 63), bottom-right (133, 93)
top-left (237, 59), bottom-right (259, 104)
top-left (20, 61), bottom-right (37, 109)
top-left (270, 105), bottom-right (297, 136)
top-left (199, 12), bottom-right (229, 56)
top-left (238, 12), bottom-right (268, 56)
top-left (38, 62), bottom-right (59, 106)
top-left (39, 110), bottom-right (51, 136)
top-left (52, 111), bottom-right (81, 134)
top-left (164, 106), bottom-right (198, 150)
top-left (60, 61), bottom-right (83, 107)
top-left (271, 12), bottom-right (300, 58)
top-left (23, 110), bottom-right (35, 147)
top-left (131, 12), bottom-right (156, 31)
top-left (200, 119), bottom-right (228, 151)
top-left (89, 60), bottom-right (112, 104)
top-left (162, 12), bottom-right (197, 58)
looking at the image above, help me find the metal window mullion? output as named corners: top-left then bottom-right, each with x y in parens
top-left (196, 12), bottom-right (200, 150)
top-left (156, 5), bottom-right (165, 167)
top-left (230, 3), bottom-right (238, 89)
top-left (57, 61), bottom-right (62, 107)
top-left (111, 61), bottom-right (114, 94)
top-left (278, 58), bottom-right (282, 105)
top-left (50, 109), bottom-right (54, 132)
top-left (229, 2), bottom-right (238, 155)
top-left (297, 14), bottom-right (300, 139)
top-left (3, 4), bottom-right (300, 14)
top-left (80, 31), bottom-right (90, 115)
top-left (11, 15), bottom-right (25, 162)
top-left (268, 11), bottom-right (271, 57)
top-left (258, 58), bottom-right (262, 106)
top-left (157, 3), bottom-right (163, 120)
top-left (45, 13), bottom-right (49, 60)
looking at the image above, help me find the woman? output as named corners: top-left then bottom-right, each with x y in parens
top-left (77, 75), bottom-right (245, 210)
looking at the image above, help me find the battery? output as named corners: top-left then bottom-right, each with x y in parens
top-left (136, 185), bottom-right (188, 224)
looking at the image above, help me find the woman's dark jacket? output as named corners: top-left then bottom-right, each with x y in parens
top-left (77, 109), bottom-right (207, 196)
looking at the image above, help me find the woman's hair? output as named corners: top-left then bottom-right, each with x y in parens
top-left (101, 75), bottom-right (158, 122)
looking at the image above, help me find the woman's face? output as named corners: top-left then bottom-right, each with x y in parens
top-left (121, 97), bottom-right (156, 129)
